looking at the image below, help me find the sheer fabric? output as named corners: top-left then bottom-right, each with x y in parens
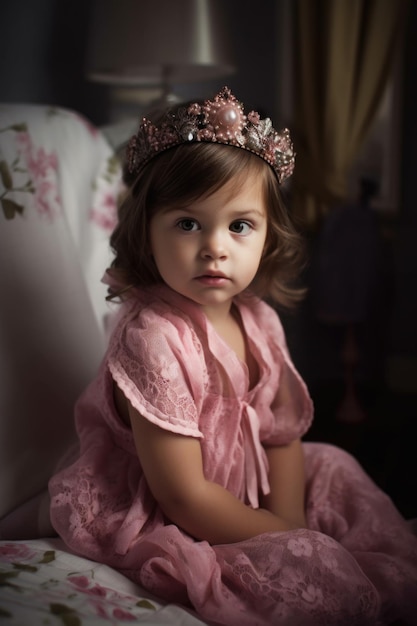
top-left (49, 285), bottom-right (417, 625)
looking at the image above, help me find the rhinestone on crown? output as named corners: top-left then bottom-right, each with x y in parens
top-left (126, 87), bottom-right (295, 184)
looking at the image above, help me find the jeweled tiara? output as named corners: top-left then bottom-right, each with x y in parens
top-left (126, 86), bottom-right (295, 184)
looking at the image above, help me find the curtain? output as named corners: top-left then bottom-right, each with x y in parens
top-left (291, 0), bottom-right (409, 228)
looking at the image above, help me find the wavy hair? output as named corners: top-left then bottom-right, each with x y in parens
top-left (108, 140), bottom-right (305, 308)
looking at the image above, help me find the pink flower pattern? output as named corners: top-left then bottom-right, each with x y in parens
top-left (89, 192), bottom-right (118, 232)
top-left (1, 109), bottom-right (122, 227)
top-left (0, 540), bottom-right (160, 624)
top-left (15, 130), bottom-right (61, 221)
top-left (89, 156), bottom-right (121, 232)
top-left (68, 572), bottom-right (141, 621)
top-left (0, 542), bottom-right (37, 562)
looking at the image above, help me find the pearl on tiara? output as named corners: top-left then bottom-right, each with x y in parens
top-left (200, 89), bottom-right (246, 143)
top-left (126, 86), bottom-right (295, 184)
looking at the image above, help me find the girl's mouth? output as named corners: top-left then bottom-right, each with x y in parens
top-left (195, 274), bottom-right (229, 285)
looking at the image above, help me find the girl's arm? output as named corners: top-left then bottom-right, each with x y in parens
top-left (260, 439), bottom-right (307, 528)
top-left (127, 403), bottom-right (302, 545)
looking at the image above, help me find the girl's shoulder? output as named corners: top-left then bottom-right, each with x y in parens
top-left (108, 287), bottom-right (204, 359)
top-left (106, 289), bottom-right (205, 438)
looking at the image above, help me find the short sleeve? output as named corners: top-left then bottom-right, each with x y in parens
top-left (108, 307), bottom-right (204, 438)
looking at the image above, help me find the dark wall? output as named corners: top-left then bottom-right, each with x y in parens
top-left (0, 0), bottom-right (279, 125)
top-left (0, 0), bottom-right (110, 123)
top-left (390, 0), bottom-right (417, 358)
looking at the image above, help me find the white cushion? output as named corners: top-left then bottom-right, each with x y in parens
top-left (0, 104), bottom-right (122, 517)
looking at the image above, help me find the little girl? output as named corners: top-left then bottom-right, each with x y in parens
top-left (49, 87), bottom-right (417, 626)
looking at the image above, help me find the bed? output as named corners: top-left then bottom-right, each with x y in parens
top-left (0, 103), bottom-right (207, 625)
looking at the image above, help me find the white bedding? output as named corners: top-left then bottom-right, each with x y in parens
top-left (0, 539), bottom-right (207, 625)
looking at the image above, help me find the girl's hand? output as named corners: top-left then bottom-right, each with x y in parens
top-left (261, 439), bottom-right (307, 529)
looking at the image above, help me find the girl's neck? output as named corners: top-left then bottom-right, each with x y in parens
top-left (202, 300), bottom-right (234, 328)
top-left (209, 304), bottom-right (259, 389)
top-left (207, 304), bottom-right (245, 359)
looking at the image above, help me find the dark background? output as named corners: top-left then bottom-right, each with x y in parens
top-left (1, 0), bottom-right (416, 519)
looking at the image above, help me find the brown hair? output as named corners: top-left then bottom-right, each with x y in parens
top-left (109, 140), bottom-right (305, 308)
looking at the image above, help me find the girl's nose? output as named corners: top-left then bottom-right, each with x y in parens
top-left (200, 231), bottom-right (227, 260)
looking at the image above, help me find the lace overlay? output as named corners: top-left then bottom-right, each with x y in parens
top-left (49, 286), bottom-right (417, 625)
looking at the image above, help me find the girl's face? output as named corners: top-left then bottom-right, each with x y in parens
top-left (149, 170), bottom-right (268, 319)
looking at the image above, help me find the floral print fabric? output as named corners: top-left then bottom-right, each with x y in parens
top-left (0, 104), bottom-right (122, 330)
top-left (0, 539), bottom-right (206, 625)
top-left (0, 104), bottom-right (123, 521)
top-left (0, 105), bottom-right (120, 225)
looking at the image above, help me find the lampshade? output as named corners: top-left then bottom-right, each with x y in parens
top-left (86, 0), bottom-right (235, 87)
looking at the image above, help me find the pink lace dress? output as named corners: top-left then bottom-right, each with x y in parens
top-left (49, 285), bottom-right (417, 626)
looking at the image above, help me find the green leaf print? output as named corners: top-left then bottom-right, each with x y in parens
top-left (0, 606), bottom-right (12, 618)
top-left (0, 160), bottom-right (13, 189)
top-left (39, 550), bottom-right (56, 564)
top-left (49, 603), bottom-right (81, 626)
top-left (0, 569), bottom-right (21, 591)
top-left (10, 123), bottom-right (27, 132)
top-left (0, 122), bottom-right (37, 219)
top-left (1, 197), bottom-right (24, 219)
top-left (136, 598), bottom-right (157, 610)
top-left (12, 562), bottom-right (38, 573)
top-left (0, 570), bottom-right (20, 585)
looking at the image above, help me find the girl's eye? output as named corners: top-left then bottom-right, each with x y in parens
top-left (230, 220), bottom-right (252, 235)
top-left (177, 219), bottom-right (199, 231)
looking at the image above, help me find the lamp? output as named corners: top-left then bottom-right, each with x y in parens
top-left (86, 0), bottom-right (235, 107)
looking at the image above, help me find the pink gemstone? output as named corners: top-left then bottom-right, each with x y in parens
top-left (216, 105), bottom-right (240, 130)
